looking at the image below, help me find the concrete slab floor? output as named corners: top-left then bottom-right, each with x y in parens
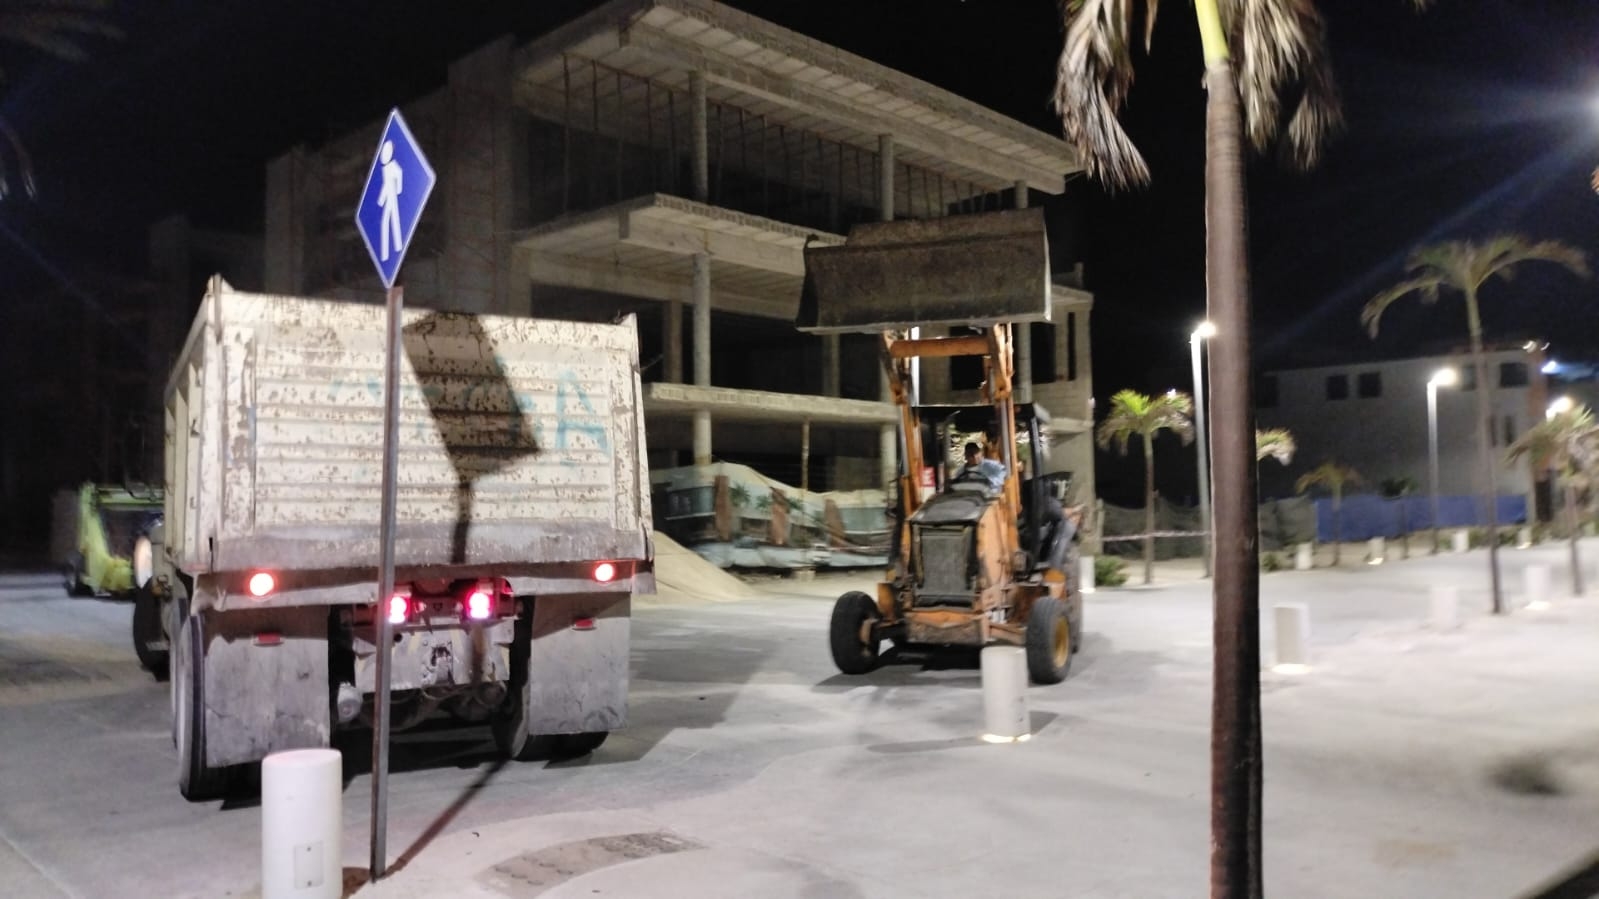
top-left (0, 542), bottom-right (1596, 898)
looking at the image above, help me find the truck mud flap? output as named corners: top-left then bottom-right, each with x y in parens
top-left (200, 605), bottom-right (330, 768)
top-left (520, 593), bottom-right (630, 734)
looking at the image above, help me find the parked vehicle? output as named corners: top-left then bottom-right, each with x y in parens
top-left (144, 278), bottom-right (653, 800)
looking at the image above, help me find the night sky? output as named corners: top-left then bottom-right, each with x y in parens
top-left (3, 0), bottom-right (1597, 507)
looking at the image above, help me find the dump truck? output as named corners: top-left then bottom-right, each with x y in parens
top-left (55, 482), bottom-right (164, 599)
top-left (798, 208), bottom-right (1085, 684)
top-left (145, 277), bottom-right (653, 800)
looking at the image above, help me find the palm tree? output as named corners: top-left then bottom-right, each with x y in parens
top-left (1295, 462), bottom-right (1362, 566)
top-left (1507, 407), bottom-right (1598, 597)
top-left (1255, 429), bottom-right (1296, 466)
top-left (1055, 5), bottom-right (1427, 891)
top-left (0, 0), bottom-right (121, 198)
top-left (1096, 389), bottom-right (1194, 585)
top-left (1362, 237), bottom-right (1589, 613)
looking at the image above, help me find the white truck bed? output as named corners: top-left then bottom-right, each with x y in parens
top-left (164, 279), bottom-right (651, 581)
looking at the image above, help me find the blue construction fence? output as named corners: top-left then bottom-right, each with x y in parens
top-left (1311, 494), bottom-right (1526, 544)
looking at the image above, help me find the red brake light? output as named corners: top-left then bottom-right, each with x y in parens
top-left (386, 594), bottom-right (410, 626)
top-left (593, 562), bottom-right (617, 583)
top-left (248, 572), bottom-right (276, 597)
top-left (465, 590), bottom-right (493, 621)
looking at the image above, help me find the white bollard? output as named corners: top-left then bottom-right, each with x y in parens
top-left (1518, 526), bottom-right (1533, 548)
top-left (1451, 530), bottom-right (1469, 554)
top-left (980, 646), bottom-right (1030, 742)
top-left (1294, 543), bottom-right (1313, 571)
top-left (1273, 603), bottom-right (1310, 670)
top-left (1080, 554), bottom-right (1096, 594)
top-left (262, 749), bottom-right (343, 899)
top-left (1523, 563), bottom-right (1551, 610)
top-left (1366, 537), bottom-right (1386, 564)
top-left (1429, 586), bottom-right (1459, 630)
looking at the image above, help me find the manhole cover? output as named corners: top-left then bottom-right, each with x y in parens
top-left (481, 831), bottom-right (703, 897)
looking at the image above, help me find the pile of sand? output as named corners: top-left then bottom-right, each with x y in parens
top-left (638, 532), bottom-right (757, 604)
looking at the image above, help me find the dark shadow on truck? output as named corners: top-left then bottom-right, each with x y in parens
top-left (402, 312), bottom-right (540, 565)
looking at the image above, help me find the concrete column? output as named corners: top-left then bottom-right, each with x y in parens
top-left (664, 300), bottom-right (683, 383)
top-left (880, 423), bottom-right (898, 493)
top-left (877, 134), bottom-right (895, 222)
top-left (875, 135), bottom-right (897, 492)
top-left (692, 253), bottom-right (712, 465)
top-left (690, 71), bottom-right (709, 203)
top-left (822, 334), bottom-right (841, 397)
top-left (1013, 180), bottom-right (1033, 403)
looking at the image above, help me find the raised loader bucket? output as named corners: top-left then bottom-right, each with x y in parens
top-left (796, 207), bottom-right (1051, 333)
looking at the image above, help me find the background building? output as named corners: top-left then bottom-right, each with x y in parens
top-left (260, 0), bottom-right (1097, 544)
top-left (1256, 344), bottom-right (1559, 514)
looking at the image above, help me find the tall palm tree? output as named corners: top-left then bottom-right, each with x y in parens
top-left (0, 0), bottom-right (121, 198)
top-left (1507, 407), bottom-right (1598, 597)
top-left (1361, 237), bottom-right (1589, 613)
top-left (1255, 428), bottom-right (1296, 466)
top-left (1055, 4), bottom-right (1427, 893)
top-left (1295, 461), bottom-right (1362, 565)
top-left (1096, 389), bottom-right (1194, 585)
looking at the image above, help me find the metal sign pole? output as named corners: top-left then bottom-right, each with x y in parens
top-left (369, 283), bottom-right (403, 879)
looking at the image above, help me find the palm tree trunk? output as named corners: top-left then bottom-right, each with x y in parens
top-left (1144, 432), bottom-right (1156, 585)
top-left (1465, 289), bottom-right (1506, 613)
top-left (1332, 490), bottom-right (1342, 565)
top-left (1567, 481), bottom-right (1584, 596)
top-left (1198, 2), bottom-right (1262, 893)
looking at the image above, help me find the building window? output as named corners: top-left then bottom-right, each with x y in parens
top-left (1031, 322), bottom-right (1056, 386)
top-left (1357, 371), bottom-right (1381, 399)
top-left (1499, 362), bottom-right (1528, 388)
top-left (1257, 375), bottom-right (1278, 409)
top-left (1325, 374), bottom-right (1349, 401)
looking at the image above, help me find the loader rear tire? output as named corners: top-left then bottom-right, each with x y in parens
top-left (829, 591), bottom-right (880, 675)
top-left (1025, 596), bottom-right (1071, 685)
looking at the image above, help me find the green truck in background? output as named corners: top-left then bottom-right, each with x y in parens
top-left (54, 482), bottom-right (164, 599)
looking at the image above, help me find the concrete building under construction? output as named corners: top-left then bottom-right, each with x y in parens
top-left (261, 0), bottom-right (1097, 548)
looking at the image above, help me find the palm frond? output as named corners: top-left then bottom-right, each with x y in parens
top-left (1295, 460), bottom-right (1360, 496)
top-left (1095, 388), bottom-right (1193, 452)
top-left (1361, 275), bottom-right (1441, 337)
top-left (1053, 0), bottom-right (1150, 190)
top-left (1255, 428), bottom-right (1296, 465)
top-left (1230, 0), bottom-right (1342, 169)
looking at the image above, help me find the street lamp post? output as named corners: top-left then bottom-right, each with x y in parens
top-left (1428, 367), bottom-right (1458, 554)
top-left (1191, 321), bottom-right (1216, 577)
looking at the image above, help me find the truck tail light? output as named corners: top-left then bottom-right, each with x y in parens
top-left (248, 571), bottom-right (276, 598)
top-left (465, 589), bottom-right (493, 621)
top-left (572, 616), bottom-right (596, 631)
top-left (386, 593), bottom-right (410, 626)
top-left (592, 562), bottom-right (616, 583)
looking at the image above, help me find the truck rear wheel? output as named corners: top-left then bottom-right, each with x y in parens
top-left (173, 605), bottom-right (231, 801)
top-left (829, 591), bottom-right (881, 675)
top-left (1025, 596), bottom-right (1071, 685)
top-left (132, 586), bottom-right (169, 681)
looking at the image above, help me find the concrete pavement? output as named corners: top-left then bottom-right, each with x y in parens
top-left (1, 542), bottom-right (1596, 898)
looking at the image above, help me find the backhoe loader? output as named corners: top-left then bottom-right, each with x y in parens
top-left (798, 208), bottom-right (1084, 684)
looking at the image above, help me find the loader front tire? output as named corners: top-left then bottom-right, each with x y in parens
top-left (1025, 596), bottom-right (1071, 685)
top-left (829, 591), bottom-right (880, 675)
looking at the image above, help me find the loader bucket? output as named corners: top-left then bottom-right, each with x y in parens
top-left (796, 208), bottom-right (1050, 333)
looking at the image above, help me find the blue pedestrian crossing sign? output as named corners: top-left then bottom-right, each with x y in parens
top-left (355, 109), bottom-right (437, 289)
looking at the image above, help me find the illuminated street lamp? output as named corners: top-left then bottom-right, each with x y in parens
top-left (1191, 321), bottom-right (1216, 577)
top-left (1428, 367), bottom-right (1458, 553)
top-left (1547, 395), bottom-right (1575, 419)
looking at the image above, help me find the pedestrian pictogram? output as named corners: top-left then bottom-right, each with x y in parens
top-left (354, 109), bottom-right (436, 288)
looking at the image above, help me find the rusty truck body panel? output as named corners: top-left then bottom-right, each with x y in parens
top-left (150, 278), bottom-right (653, 799)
